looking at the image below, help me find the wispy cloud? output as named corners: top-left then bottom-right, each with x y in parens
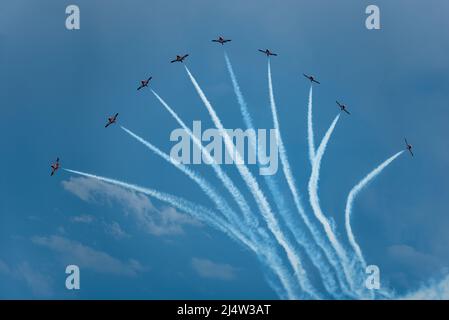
top-left (388, 244), bottom-right (443, 279)
top-left (57, 226), bottom-right (67, 235)
top-left (16, 262), bottom-right (54, 297)
top-left (70, 214), bottom-right (95, 224)
top-left (103, 221), bottom-right (129, 240)
top-left (191, 258), bottom-right (237, 281)
top-left (62, 177), bottom-right (200, 236)
top-left (402, 273), bottom-right (449, 300)
top-left (32, 235), bottom-right (145, 276)
top-left (148, 207), bottom-right (202, 236)
top-left (70, 214), bottom-right (128, 240)
top-left (70, 214), bottom-right (129, 240)
top-left (0, 259), bottom-right (53, 297)
top-left (0, 259), bottom-right (11, 275)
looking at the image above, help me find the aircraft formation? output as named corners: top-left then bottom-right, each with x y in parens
top-left (50, 35), bottom-right (413, 175)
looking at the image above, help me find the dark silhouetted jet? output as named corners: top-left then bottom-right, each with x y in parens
top-left (137, 77), bottom-right (152, 90)
top-left (303, 74), bottom-right (320, 84)
top-left (170, 54), bottom-right (189, 63)
top-left (50, 157), bottom-right (60, 176)
top-left (336, 101), bottom-right (351, 115)
top-left (405, 138), bottom-right (414, 157)
top-left (212, 36), bottom-right (231, 45)
top-left (258, 49), bottom-right (277, 57)
top-left (105, 113), bottom-right (119, 128)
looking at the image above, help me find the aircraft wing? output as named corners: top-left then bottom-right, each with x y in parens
top-left (344, 109), bottom-right (351, 115)
top-left (170, 59), bottom-right (177, 63)
top-left (258, 49), bottom-right (265, 53)
top-left (271, 53), bottom-right (278, 56)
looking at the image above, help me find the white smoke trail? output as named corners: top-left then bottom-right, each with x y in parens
top-left (63, 168), bottom-right (249, 248)
top-left (308, 114), bottom-right (359, 293)
top-left (267, 61), bottom-right (352, 295)
top-left (226, 53), bottom-right (341, 297)
top-left (345, 151), bottom-right (404, 267)
top-left (303, 80), bottom-right (356, 294)
top-left (307, 85), bottom-right (315, 164)
top-left (266, 61), bottom-right (302, 219)
top-left (184, 65), bottom-right (321, 299)
top-left (121, 127), bottom-right (304, 296)
top-left (63, 168), bottom-right (299, 299)
top-left (120, 126), bottom-right (238, 227)
top-left (224, 52), bottom-right (253, 130)
top-left (150, 89), bottom-right (258, 231)
top-left (308, 114), bottom-right (342, 252)
top-left (149, 90), bottom-right (300, 299)
top-left (266, 61), bottom-right (308, 231)
top-left (121, 125), bottom-right (300, 298)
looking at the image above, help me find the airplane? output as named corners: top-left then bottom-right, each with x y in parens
top-left (212, 36), bottom-right (231, 45)
top-left (137, 77), bottom-right (152, 90)
top-left (105, 113), bottom-right (119, 128)
top-left (258, 49), bottom-right (277, 57)
top-left (303, 74), bottom-right (320, 84)
top-left (405, 138), bottom-right (414, 157)
top-left (50, 157), bottom-right (60, 176)
top-left (170, 54), bottom-right (189, 63)
top-left (336, 101), bottom-right (351, 115)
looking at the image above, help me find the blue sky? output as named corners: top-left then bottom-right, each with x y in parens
top-left (1, 0), bottom-right (449, 299)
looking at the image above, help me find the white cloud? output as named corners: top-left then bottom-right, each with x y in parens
top-left (32, 235), bottom-right (145, 276)
top-left (388, 244), bottom-right (443, 277)
top-left (145, 207), bottom-right (202, 236)
top-left (401, 273), bottom-right (449, 299)
top-left (16, 262), bottom-right (53, 297)
top-left (57, 226), bottom-right (67, 235)
top-left (71, 213), bottom-right (128, 240)
top-left (62, 177), bottom-right (200, 236)
top-left (0, 259), bottom-right (53, 297)
top-left (62, 177), bottom-right (152, 213)
top-left (103, 221), bottom-right (129, 240)
top-left (70, 214), bottom-right (95, 224)
top-left (0, 259), bottom-right (10, 275)
top-left (191, 258), bottom-right (237, 281)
